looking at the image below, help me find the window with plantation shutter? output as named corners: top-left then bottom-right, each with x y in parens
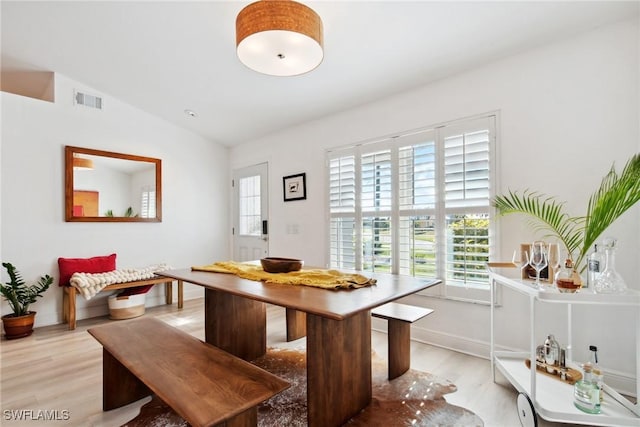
top-left (329, 155), bottom-right (357, 269)
top-left (327, 114), bottom-right (496, 303)
top-left (140, 187), bottom-right (156, 219)
top-left (442, 119), bottom-right (492, 289)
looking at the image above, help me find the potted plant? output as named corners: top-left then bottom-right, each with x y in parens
top-left (1, 262), bottom-right (53, 339)
top-left (493, 153), bottom-right (640, 277)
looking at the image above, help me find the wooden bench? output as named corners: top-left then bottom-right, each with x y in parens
top-left (88, 317), bottom-right (289, 427)
top-left (63, 277), bottom-right (183, 330)
top-left (371, 302), bottom-right (434, 380)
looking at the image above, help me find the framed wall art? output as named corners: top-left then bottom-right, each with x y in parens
top-left (283, 173), bottom-right (307, 202)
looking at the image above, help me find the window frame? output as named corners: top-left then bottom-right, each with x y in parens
top-left (326, 113), bottom-right (499, 304)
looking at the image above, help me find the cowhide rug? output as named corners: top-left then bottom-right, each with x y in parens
top-left (123, 348), bottom-right (483, 427)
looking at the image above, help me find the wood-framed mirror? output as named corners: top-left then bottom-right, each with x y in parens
top-left (65, 145), bottom-right (162, 222)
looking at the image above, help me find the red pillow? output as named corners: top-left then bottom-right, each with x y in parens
top-left (58, 254), bottom-right (117, 287)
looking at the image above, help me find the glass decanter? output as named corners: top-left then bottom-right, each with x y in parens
top-left (594, 237), bottom-right (627, 294)
top-left (555, 258), bottom-right (581, 293)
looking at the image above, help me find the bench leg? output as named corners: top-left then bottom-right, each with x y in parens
top-left (102, 348), bottom-right (151, 411)
top-left (286, 308), bottom-right (306, 341)
top-left (225, 407), bottom-right (257, 427)
top-left (165, 281), bottom-right (173, 305)
top-left (66, 287), bottom-right (77, 330)
top-left (163, 281), bottom-right (183, 309)
top-left (62, 288), bottom-right (68, 323)
top-left (387, 319), bottom-right (411, 380)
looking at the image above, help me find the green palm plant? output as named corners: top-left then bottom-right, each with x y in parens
top-left (493, 153), bottom-right (640, 273)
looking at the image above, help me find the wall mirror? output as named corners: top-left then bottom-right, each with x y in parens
top-left (65, 145), bottom-right (162, 222)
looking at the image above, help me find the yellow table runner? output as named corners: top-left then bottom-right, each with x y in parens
top-left (192, 261), bottom-right (376, 290)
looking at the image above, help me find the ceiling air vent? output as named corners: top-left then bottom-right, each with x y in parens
top-left (74, 90), bottom-right (103, 110)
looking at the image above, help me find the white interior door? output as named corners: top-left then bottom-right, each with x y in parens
top-left (233, 163), bottom-right (269, 261)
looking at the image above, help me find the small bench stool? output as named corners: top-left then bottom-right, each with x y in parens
top-left (371, 302), bottom-right (434, 380)
top-left (88, 317), bottom-right (289, 427)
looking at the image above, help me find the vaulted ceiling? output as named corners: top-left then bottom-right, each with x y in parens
top-left (2, 1), bottom-right (637, 146)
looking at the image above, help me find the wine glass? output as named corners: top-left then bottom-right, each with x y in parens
top-left (529, 241), bottom-right (548, 289)
top-left (547, 243), bottom-right (561, 288)
top-left (512, 248), bottom-right (530, 272)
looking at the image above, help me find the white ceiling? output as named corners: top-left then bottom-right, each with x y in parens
top-left (2, 1), bottom-right (637, 146)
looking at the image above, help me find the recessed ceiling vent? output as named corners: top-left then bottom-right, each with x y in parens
top-left (74, 90), bottom-right (103, 110)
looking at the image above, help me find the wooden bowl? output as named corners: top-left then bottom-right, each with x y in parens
top-left (260, 257), bottom-right (303, 273)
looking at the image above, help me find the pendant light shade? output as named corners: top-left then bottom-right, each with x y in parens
top-left (236, 0), bottom-right (323, 76)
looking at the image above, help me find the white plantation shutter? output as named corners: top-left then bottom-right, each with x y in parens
top-left (329, 155), bottom-right (357, 269)
top-left (361, 150), bottom-right (392, 212)
top-left (398, 141), bottom-right (436, 210)
top-left (444, 128), bottom-right (490, 209)
top-left (397, 138), bottom-right (438, 277)
top-left (327, 114), bottom-right (496, 302)
top-left (329, 156), bottom-right (356, 213)
top-left (398, 215), bottom-right (437, 277)
top-left (361, 150), bottom-right (393, 272)
top-left (330, 217), bottom-right (356, 269)
top-left (140, 187), bottom-right (156, 218)
top-left (362, 216), bottom-right (392, 272)
top-left (441, 119), bottom-right (492, 289)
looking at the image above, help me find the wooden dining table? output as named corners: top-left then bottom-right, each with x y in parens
top-left (156, 267), bottom-right (441, 427)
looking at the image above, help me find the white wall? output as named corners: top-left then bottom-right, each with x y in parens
top-left (230, 19), bottom-right (639, 393)
top-left (1, 73), bottom-right (230, 326)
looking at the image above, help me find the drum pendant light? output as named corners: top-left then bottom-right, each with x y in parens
top-left (236, 0), bottom-right (323, 76)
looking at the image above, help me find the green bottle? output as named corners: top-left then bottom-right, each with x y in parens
top-left (574, 362), bottom-right (601, 414)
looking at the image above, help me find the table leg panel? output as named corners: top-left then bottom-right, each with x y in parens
top-left (286, 308), bottom-right (307, 341)
top-left (306, 311), bottom-right (372, 427)
top-left (204, 289), bottom-right (266, 361)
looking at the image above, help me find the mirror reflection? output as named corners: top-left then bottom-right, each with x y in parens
top-left (65, 146), bottom-right (162, 222)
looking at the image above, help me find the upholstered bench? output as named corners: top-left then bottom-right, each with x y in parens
top-left (371, 302), bottom-right (434, 379)
top-left (88, 317), bottom-right (289, 427)
top-left (63, 277), bottom-right (182, 330)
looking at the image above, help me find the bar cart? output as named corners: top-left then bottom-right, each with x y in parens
top-left (488, 266), bottom-right (639, 426)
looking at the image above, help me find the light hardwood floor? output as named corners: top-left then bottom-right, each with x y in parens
top-left (1, 298), bottom-right (573, 427)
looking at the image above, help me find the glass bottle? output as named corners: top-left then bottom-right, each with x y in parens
top-left (574, 362), bottom-right (601, 414)
top-left (594, 237), bottom-right (628, 294)
top-left (589, 345), bottom-right (604, 403)
top-left (555, 258), bottom-right (580, 293)
top-left (543, 334), bottom-right (560, 373)
top-left (586, 244), bottom-right (603, 289)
